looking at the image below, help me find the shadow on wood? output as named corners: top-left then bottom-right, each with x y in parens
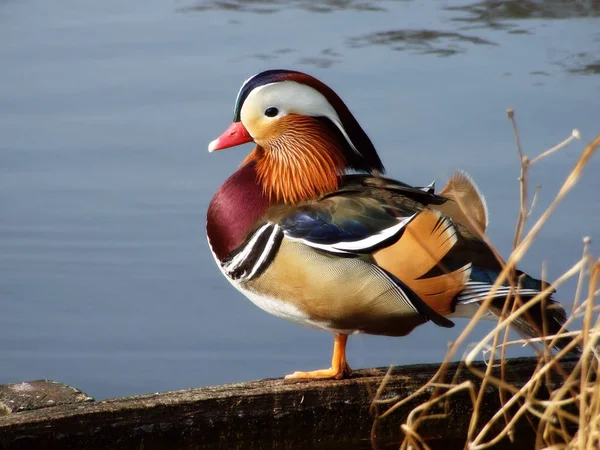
top-left (0, 357), bottom-right (578, 450)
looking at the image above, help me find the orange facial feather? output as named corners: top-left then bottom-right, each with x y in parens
top-left (242, 116), bottom-right (347, 204)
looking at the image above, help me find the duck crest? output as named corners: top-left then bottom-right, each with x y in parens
top-left (207, 162), bottom-right (271, 261)
top-left (241, 115), bottom-right (347, 204)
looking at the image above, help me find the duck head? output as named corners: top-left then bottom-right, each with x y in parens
top-left (209, 69), bottom-right (385, 204)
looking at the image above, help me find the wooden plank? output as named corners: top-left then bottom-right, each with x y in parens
top-left (0, 357), bottom-right (578, 450)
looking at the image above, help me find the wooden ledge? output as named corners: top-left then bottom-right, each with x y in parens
top-left (0, 357), bottom-right (578, 450)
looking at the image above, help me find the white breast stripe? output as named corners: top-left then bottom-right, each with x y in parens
top-left (286, 214), bottom-right (416, 254)
top-left (223, 223), bottom-right (271, 274)
top-left (245, 224), bottom-right (282, 280)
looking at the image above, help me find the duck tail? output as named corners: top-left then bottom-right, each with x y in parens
top-left (455, 265), bottom-right (580, 354)
top-left (489, 294), bottom-right (580, 354)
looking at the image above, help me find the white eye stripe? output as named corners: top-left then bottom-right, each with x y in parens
top-left (241, 81), bottom-right (360, 155)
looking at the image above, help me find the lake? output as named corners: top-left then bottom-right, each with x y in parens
top-left (1, 0), bottom-right (599, 400)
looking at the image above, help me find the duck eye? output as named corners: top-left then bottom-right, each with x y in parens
top-left (264, 107), bottom-right (279, 117)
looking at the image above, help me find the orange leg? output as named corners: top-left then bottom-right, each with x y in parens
top-left (285, 333), bottom-right (352, 380)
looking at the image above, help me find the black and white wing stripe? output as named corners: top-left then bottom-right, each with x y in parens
top-left (284, 214), bottom-right (416, 255)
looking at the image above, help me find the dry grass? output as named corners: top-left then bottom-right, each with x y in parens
top-left (371, 112), bottom-right (600, 450)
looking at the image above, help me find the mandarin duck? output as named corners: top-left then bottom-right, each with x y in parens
top-left (206, 69), bottom-right (572, 380)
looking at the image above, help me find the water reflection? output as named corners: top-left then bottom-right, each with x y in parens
top-left (350, 1), bottom-right (599, 62)
top-left (447, 1), bottom-right (600, 74)
top-left (297, 48), bottom-right (342, 68)
top-left (348, 29), bottom-right (496, 57)
top-left (570, 61), bottom-right (600, 75)
top-left (181, 0), bottom-right (391, 14)
top-left (182, 0), bottom-right (599, 76)
top-left (548, 47), bottom-right (600, 77)
top-left (447, 0), bottom-right (600, 31)
top-left (235, 48), bottom-right (341, 68)
top-left (562, 56), bottom-right (600, 76)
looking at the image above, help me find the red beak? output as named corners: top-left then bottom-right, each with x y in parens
top-left (208, 122), bottom-right (253, 152)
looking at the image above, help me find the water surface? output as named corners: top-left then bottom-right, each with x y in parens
top-left (1, 0), bottom-right (599, 399)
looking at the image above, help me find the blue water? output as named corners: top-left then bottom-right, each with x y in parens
top-left (1, 0), bottom-right (599, 399)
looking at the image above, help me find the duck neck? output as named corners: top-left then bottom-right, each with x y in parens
top-left (242, 116), bottom-right (347, 204)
